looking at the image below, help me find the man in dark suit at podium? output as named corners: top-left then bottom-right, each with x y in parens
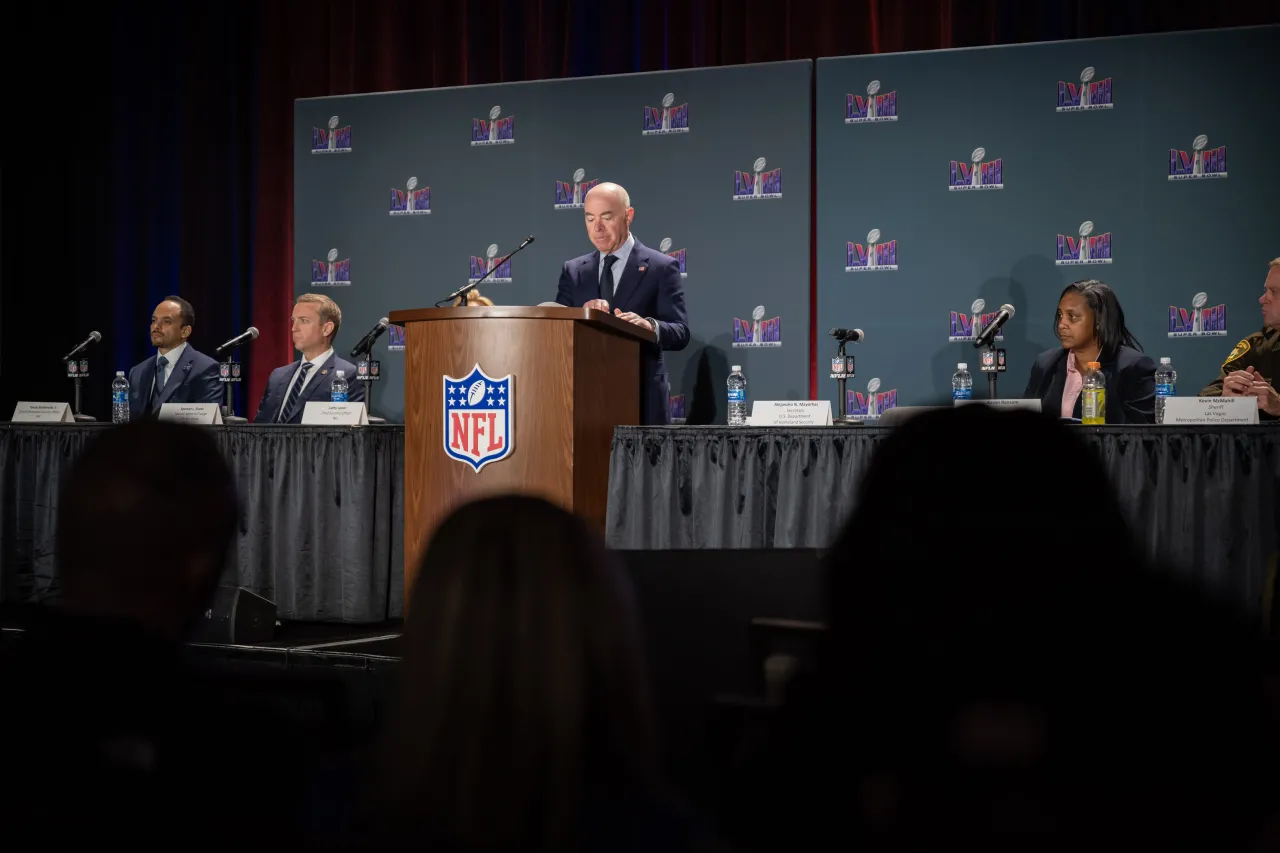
top-left (255, 293), bottom-right (365, 424)
top-left (554, 181), bottom-right (689, 425)
top-left (127, 296), bottom-right (222, 420)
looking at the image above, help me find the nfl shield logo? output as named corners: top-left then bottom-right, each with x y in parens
top-left (232, 363), bottom-right (242, 378)
top-left (830, 357), bottom-right (845, 375)
top-left (444, 363), bottom-right (515, 473)
top-left (220, 363), bottom-right (230, 378)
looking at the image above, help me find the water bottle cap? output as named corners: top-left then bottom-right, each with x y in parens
top-left (115, 370), bottom-right (125, 376)
top-left (1159, 357), bottom-right (1171, 364)
top-left (1087, 361), bottom-right (1101, 369)
top-left (731, 365), bottom-right (741, 372)
top-left (335, 370), bottom-right (345, 377)
top-left (957, 363), bottom-right (967, 371)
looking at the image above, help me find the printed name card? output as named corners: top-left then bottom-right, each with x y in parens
top-left (158, 403), bottom-right (224, 425)
top-left (11, 402), bottom-right (74, 423)
top-left (1160, 396), bottom-right (1259, 425)
top-left (748, 401), bottom-right (834, 427)
top-left (301, 401), bottom-right (370, 426)
top-left (954, 398), bottom-right (1044, 413)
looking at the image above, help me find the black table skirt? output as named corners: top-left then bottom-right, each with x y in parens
top-left (606, 425), bottom-right (1280, 615)
top-left (0, 425), bottom-right (405, 623)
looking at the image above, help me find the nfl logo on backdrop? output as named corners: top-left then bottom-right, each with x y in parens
top-left (469, 244), bottom-right (513, 283)
top-left (643, 93), bottom-right (689, 135)
top-left (472, 106), bottom-right (515, 146)
top-left (732, 306), bottom-right (782, 348)
top-left (312, 116), bottom-right (352, 154)
top-left (444, 364), bottom-right (514, 473)
top-left (1055, 221), bottom-right (1112, 266)
top-left (555, 168), bottom-right (600, 209)
top-left (950, 147), bottom-right (1003, 190)
top-left (949, 299), bottom-right (1006, 343)
top-left (390, 176), bottom-right (431, 216)
top-left (1169, 292), bottom-right (1228, 338)
top-left (1169, 134), bottom-right (1227, 180)
top-left (733, 157), bottom-right (782, 200)
top-left (659, 238), bottom-right (687, 277)
top-left (846, 229), bottom-right (897, 271)
top-left (845, 80), bottom-right (897, 123)
top-left (1057, 67), bottom-right (1113, 112)
top-left (311, 248), bottom-right (351, 287)
top-left (387, 325), bottom-right (406, 352)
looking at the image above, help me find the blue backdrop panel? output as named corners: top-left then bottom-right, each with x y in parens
top-left (817, 26), bottom-right (1280, 414)
top-left (294, 60), bottom-right (811, 423)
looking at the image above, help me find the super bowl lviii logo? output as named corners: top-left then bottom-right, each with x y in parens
top-left (949, 299), bottom-right (1005, 343)
top-left (1057, 66), bottom-right (1113, 112)
top-left (444, 364), bottom-right (514, 473)
top-left (311, 116), bottom-right (352, 154)
top-left (471, 105), bottom-right (515, 146)
top-left (387, 324), bottom-right (406, 352)
top-left (668, 394), bottom-right (686, 421)
top-left (1055, 220), bottom-right (1112, 266)
top-left (1169, 292), bottom-right (1227, 338)
top-left (311, 248), bottom-right (351, 287)
top-left (732, 306), bottom-right (781, 348)
top-left (643, 92), bottom-right (689, 135)
top-left (389, 176), bottom-right (431, 216)
top-left (847, 378), bottom-right (898, 419)
top-left (733, 157), bottom-right (782, 200)
top-left (469, 244), bottom-right (513, 284)
top-left (555, 168), bottom-right (600, 209)
top-left (846, 228), bottom-right (897, 272)
top-left (659, 237), bottom-right (687, 277)
top-left (845, 80), bottom-right (897, 124)
top-left (949, 147), bottom-right (1003, 191)
top-left (1169, 134), bottom-right (1227, 181)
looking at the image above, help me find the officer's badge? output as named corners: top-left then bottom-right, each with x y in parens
top-left (1224, 338), bottom-right (1251, 366)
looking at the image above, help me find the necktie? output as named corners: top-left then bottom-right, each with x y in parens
top-left (151, 355), bottom-right (169, 412)
top-left (599, 254), bottom-right (619, 301)
top-left (279, 362), bottom-right (314, 423)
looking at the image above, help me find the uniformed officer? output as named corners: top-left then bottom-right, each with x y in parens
top-left (1200, 258), bottom-right (1280, 420)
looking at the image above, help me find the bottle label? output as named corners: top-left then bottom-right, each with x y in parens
top-left (112, 391), bottom-right (127, 405)
top-left (727, 389), bottom-right (745, 403)
top-left (331, 392), bottom-right (348, 403)
top-left (1083, 389), bottom-right (1105, 421)
top-left (1156, 383), bottom-right (1175, 398)
top-left (952, 388), bottom-right (972, 400)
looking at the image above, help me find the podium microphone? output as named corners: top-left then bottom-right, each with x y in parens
top-left (62, 330), bottom-right (101, 361)
top-left (439, 235), bottom-right (535, 306)
top-left (973, 304), bottom-right (1015, 349)
top-left (350, 317), bottom-right (390, 358)
top-left (829, 327), bottom-right (865, 344)
top-left (215, 326), bottom-right (260, 354)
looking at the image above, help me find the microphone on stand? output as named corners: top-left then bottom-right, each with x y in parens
top-left (62, 331), bottom-right (101, 361)
top-left (215, 327), bottom-right (260, 354)
top-left (973, 304), bottom-right (1015, 349)
top-left (829, 327), bottom-right (866, 344)
top-left (350, 318), bottom-right (390, 358)
top-left (438, 235), bottom-right (535, 306)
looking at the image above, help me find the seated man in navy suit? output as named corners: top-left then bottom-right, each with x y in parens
top-left (554, 182), bottom-right (689, 425)
top-left (127, 296), bottom-right (223, 420)
top-left (254, 293), bottom-right (365, 424)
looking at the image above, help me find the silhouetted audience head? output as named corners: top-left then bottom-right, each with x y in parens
top-left (55, 420), bottom-right (238, 639)
top-left (366, 495), bottom-right (661, 851)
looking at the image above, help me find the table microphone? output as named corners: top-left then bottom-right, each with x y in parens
top-left (351, 317), bottom-right (390, 358)
top-left (62, 331), bottom-right (101, 361)
top-left (440, 235), bottom-right (535, 306)
top-left (974, 304), bottom-right (1015, 348)
top-left (216, 326), bottom-right (260, 354)
top-left (829, 327), bottom-right (865, 343)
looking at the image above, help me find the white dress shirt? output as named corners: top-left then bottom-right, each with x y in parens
top-left (155, 341), bottom-right (187, 390)
top-left (276, 347), bottom-right (333, 421)
top-left (598, 232), bottom-right (635, 296)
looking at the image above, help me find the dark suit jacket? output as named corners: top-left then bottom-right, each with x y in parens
top-left (127, 345), bottom-right (222, 420)
top-left (555, 238), bottom-right (689, 425)
top-left (253, 351), bottom-right (366, 424)
top-left (1023, 345), bottom-right (1157, 424)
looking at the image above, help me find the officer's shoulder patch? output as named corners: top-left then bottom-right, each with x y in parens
top-left (1224, 338), bottom-right (1251, 366)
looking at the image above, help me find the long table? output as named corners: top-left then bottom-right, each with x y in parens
top-left (605, 425), bottom-right (1280, 616)
top-left (0, 425), bottom-right (405, 623)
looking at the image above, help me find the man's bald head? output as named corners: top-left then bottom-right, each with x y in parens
top-left (583, 182), bottom-right (634, 254)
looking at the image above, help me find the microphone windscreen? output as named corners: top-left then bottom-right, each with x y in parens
top-left (1000, 304), bottom-right (1016, 317)
top-left (247, 326), bottom-right (260, 339)
top-left (378, 317), bottom-right (390, 328)
top-left (90, 331), bottom-right (102, 342)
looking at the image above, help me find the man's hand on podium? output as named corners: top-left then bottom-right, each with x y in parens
top-left (584, 299), bottom-right (611, 312)
top-left (613, 309), bottom-right (654, 334)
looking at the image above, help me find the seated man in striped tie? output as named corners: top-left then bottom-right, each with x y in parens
top-left (127, 296), bottom-right (223, 420)
top-left (254, 293), bottom-right (365, 424)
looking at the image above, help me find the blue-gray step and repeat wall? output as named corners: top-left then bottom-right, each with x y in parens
top-left (294, 60), bottom-right (813, 424)
top-left (817, 26), bottom-right (1280, 415)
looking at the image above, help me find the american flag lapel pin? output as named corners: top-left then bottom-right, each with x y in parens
top-left (639, 265), bottom-right (646, 272)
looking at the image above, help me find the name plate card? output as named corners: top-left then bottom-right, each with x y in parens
top-left (1161, 396), bottom-right (1259, 425)
top-left (158, 403), bottom-right (224, 425)
top-left (301, 401), bottom-right (370, 426)
top-left (748, 401), bottom-right (834, 427)
top-left (11, 402), bottom-right (74, 423)
top-left (954, 398), bottom-right (1044, 413)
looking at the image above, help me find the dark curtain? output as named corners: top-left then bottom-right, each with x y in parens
top-left (4, 1), bottom-right (1277, 422)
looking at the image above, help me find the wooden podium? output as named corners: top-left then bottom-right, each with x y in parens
top-left (386, 305), bottom-right (654, 599)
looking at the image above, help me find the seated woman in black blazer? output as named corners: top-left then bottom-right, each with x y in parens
top-left (1024, 279), bottom-right (1157, 424)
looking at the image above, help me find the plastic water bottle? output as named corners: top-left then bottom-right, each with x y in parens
top-left (111, 371), bottom-right (130, 424)
top-left (727, 365), bottom-right (747, 426)
top-left (330, 369), bottom-right (348, 402)
top-left (1082, 361), bottom-right (1105, 424)
top-left (1155, 357), bottom-right (1176, 424)
top-left (951, 363), bottom-right (972, 402)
